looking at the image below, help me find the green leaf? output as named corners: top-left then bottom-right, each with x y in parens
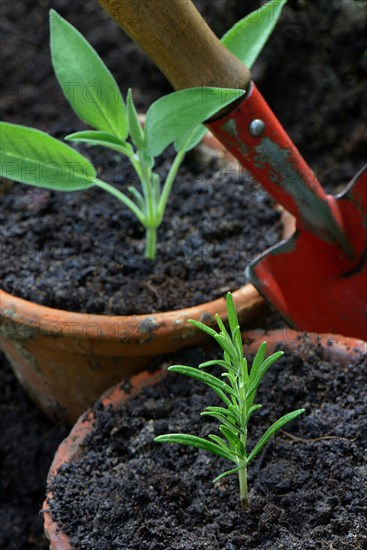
top-left (50, 9), bottom-right (127, 138)
top-left (245, 404), bottom-right (262, 425)
top-left (249, 342), bottom-right (267, 385)
top-left (221, 0), bottom-right (288, 68)
top-left (201, 411), bottom-right (240, 434)
top-left (65, 130), bottom-right (132, 156)
top-left (174, 124), bottom-right (207, 153)
top-left (214, 333), bottom-right (236, 357)
top-left (189, 319), bottom-right (218, 339)
top-left (126, 88), bottom-right (146, 150)
top-left (228, 404), bottom-right (241, 424)
top-left (145, 87), bottom-right (245, 157)
top-left (246, 408), bottom-right (305, 464)
top-left (247, 350), bottom-right (284, 408)
top-left (151, 173), bottom-right (161, 205)
top-left (219, 425), bottom-right (244, 456)
top-left (204, 406), bottom-right (237, 420)
top-left (211, 387), bottom-right (233, 409)
top-left (199, 359), bottom-right (235, 372)
top-left (208, 434), bottom-right (230, 451)
top-left (0, 122), bottom-right (96, 191)
top-left (260, 351), bottom-right (284, 375)
top-left (128, 186), bottom-right (145, 210)
top-left (168, 366), bottom-right (236, 398)
top-left (154, 434), bottom-right (234, 462)
top-left (226, 292), bottom-right (239, 334)
top-left (141, 151), bottom-right (154, 169)
top-left (213, 462), bottom-right (246, 483)
top-left (232, 326), bottom-right (243, 355)
top-left (215, 313), bottom-right (231, 340)
top-left (221, 371), bottom-right (237, 393)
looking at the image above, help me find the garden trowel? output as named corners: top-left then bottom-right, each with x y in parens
top-left (98, 0), bottom-right (367, 339)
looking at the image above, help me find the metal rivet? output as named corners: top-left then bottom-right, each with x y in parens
top-left (249, 119), bottom-right (266, 137)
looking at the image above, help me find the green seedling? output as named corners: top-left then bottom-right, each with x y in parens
top-left (155, 292), bottom-right (304, 508)
top-left (0, 1), bottom-right (287, 259)
top-left (0, 11), bottom-right (242, 260)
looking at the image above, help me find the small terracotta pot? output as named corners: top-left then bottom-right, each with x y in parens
top-left (0, 133), bottom-right (275, 423)
top-left (0, 285), bottom-right (265, 423)
top-left (42, 329), bottom-right (366, 548)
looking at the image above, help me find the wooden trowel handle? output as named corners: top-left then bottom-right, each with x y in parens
top-left (98, 0), bottom-right (251, 91)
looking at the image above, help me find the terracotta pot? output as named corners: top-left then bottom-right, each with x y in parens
top-left (42, 329), bottom-right (366, 548)
top-left (0, 286), bottom-right (265, 424)
top-left (0, 133), bottom-right (275, 424)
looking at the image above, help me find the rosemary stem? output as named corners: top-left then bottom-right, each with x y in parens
top-left (145, 226), bottom-right (157, 259)
top-left (239, 464), bottom-right (249, 508)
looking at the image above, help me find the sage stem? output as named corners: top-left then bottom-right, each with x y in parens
top-left (157, 147), bottom-right (186, 224)
top-left (94, 179), bottom-right (145, 224)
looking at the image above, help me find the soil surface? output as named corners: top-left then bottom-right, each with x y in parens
top-left (48, 337), bottom-right (367, 549)
top-left (0, 148), bottom-right (280, 315)
top-left (0, 352), bottom-right (68, 550)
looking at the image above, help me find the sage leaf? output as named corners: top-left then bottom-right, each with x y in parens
top-left (50, 9), bottom-right (127, 138)
top-left (174, 124), bottom-right (207, 153)
top-left (221, 0), bottom-right (288, 68)
top-left (65, 130), bottom-right (132, 156)
top-left (0, 122), bottom-right (95, 191)
top-left (145, 87), bottom-right (245, 157)
top-left (126, 88), bottom-right (146, 150)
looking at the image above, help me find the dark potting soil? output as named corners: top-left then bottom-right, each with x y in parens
top-left (0, 352), bottom-right (68, 550)
top-left (0, 1), bottom-right (365, 549)
top-left (0, 148), bottom-right (281, 315)
top-left (48, 338), bottom-right (367, 550)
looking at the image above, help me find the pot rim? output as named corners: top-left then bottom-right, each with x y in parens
top-left (0, 284), bottom-right (262, 340)
top-left (42, 329), bottom-right (366, 549)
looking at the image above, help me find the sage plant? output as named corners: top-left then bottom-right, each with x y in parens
top-left (0, 1), bottom-right (287, 259)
